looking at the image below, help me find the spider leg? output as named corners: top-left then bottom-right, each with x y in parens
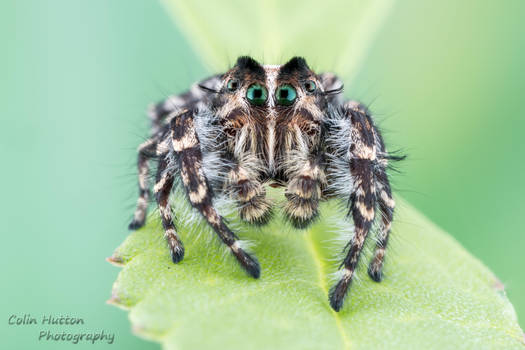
top-left (367, 168), bottom-right (394, 281)
top-left (328, 103), bottom-right (379, 311)
top-left (128, 138), bottom-right (157, 230)
top-left (149, 94), bottom-right (189, 136)
top-left (148, 75), bottom-right (222, 135)
top-left (226, 127), bottom-right (272, 225)
top-left (354, 103), bottom-right (397, 281)
top-left (171, 111), bottom-right (260, 278)
top-left (368, 139), bottom-right (396, 281)
top-left (283, 125), bottom-right (326, 229)
top-left (284, 155), bottom-right (325, 229)
top-left (319, 72), bottom-right (345, 106)
top-left (329, 158), bottom-right (376, 311)
top-left (154, 152), bottom-right (185, 263)
top-left (229, 164), bottom-right (272, 225)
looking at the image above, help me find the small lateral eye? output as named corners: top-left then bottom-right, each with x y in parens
top-left (275, 84), bottom-right (297, 106)
top-left (226, 79), bottom-right (239, 92)
top-left (304, 80), bottom-right (317, 93)
top-left (246, 83), bottom-right (268, 106)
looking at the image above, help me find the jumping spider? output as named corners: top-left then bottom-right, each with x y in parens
top-left (129, 56), bottom-right (401, 311)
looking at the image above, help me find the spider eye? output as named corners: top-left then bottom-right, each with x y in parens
top-left (226, 79), bottom-right (239, 92)
top-left (275, 84), bottom-right (297, 106)
top-left (246, 83), bottom-right (268, 106)
top-left (304, 80), bottom-right (317, 93)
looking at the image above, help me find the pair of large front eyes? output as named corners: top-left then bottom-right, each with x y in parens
top-left (226, 80), bottom-right (316, 106)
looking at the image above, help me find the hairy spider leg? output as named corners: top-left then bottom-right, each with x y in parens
top-left (128, 138), bottom-right (158, 230)
top-left (148, 75), bottom-right (222, 135)
top-left (153, 153), bottom-right (185, 263)
top-left (318, 72), bottom-right (345, 107)
top-left (171, 111), bottom-right (260, 278)
top-left (226, 126), bottom-right (273, 225)
top-left (283, 127), bottom-right (326, 228)
top-left (368, 130), bottom-right (396, 282)
top-left (329, 103), bottom-right (380, 312)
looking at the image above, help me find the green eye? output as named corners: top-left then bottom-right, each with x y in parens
top-left (246, 83), bottom-right (268, 106)
top-left (304, 80), bottom-right (317, 93)
top-left (226, 79), bottom-right (239, 92)
top-left (275, 84), bottom-right (297, 106)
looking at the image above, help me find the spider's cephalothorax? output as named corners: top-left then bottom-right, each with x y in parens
top-left (128, 56), bottom-right (401, 312)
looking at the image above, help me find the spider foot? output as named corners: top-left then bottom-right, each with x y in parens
top-left (166, 230), bottom-right (185, 263)
top-left (128, 219), bottom-right (145, 230)
top-left (170, 245), bottom-right (185, 264)
top-left (239, 196), bottom-right (273, 226)
top-left (329, 270), bottom-right (353, 312)
top-left (240, 206), bottom-right (274, 226)
top-left (368, 249), bottom-right (385, 282)
top-left (368, 264), bottom-right (383, 282)
top-left (231, 243), bottom-right (260, 279)
top-left (284, 193), bottom-right (319, 229)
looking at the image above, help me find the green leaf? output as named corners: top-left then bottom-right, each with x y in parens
top-left (108, 195), bottom-right (524, 349)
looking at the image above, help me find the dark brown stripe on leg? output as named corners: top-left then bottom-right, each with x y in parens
top-left (129, 138), bottom-right (157, 230)
top-left (329, 158), bottom-right (376, 312)
top-left (368, 169), bottom-right (395, 282)
top-left (155, 156), bottom-right (184, 263)
top-left (171, 111), bottom-right (261, 277)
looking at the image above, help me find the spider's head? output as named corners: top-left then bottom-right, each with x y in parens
top-left (210, 56), bottom-right (269, 126)
top-left (212, 56), bottom-right (328, 123)
top-left (273, 57), bottom-right (327, 121)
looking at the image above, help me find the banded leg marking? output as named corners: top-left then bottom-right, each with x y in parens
top-left (283, 125), bottom-right (325, 229)
top-left (284, 157), bottom-right (324, 228)
top-left (329, 158), bottom-right (376, 311)
top-left (172, 112), bottom-right (260, 278)
top-left (129, 138), bottom-right (157, 230)
top-left (228, 165), bottom-right (272, 226)
top-left (368, 168), bottom-right (395, 282)
top-left (329, 104), bottom-right (378, 311)
top-left (154, 155), bottom-right (184, 263)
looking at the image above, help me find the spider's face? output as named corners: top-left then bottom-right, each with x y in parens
top-left (273, 57), bottom-right (326, 121)
top-left (213, 57), bottom-right (326, 125)
top-left (213, 57), bottom-right (269, 126)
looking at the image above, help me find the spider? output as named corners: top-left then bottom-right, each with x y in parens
top-left (128, 56), bottom-right (402, 312)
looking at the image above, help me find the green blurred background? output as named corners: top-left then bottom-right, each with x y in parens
top-left (1, 1), bottom-right (523, 349)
